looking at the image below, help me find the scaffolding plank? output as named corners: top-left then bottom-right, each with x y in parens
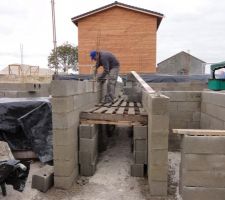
top-left (112, 98), bottom-right (124, 107)
top-left (116, 107), bottom-right (125, 114)
top-left (128, 107), bottom-right (135, 115)
top-left (121, 101), bottom-right (127, 107)
top-left (105, 107), bottom-right (117, 114)
top-left (129, 102), bottom-right (134, 107)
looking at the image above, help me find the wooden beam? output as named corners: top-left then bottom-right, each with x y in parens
top-left (80, 111), bottom-right (148, 124)
top-left (173, 129), bottom-right (225, 136)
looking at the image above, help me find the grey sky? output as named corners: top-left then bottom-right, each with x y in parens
top-left (0, 0), bottom-right (225, 70)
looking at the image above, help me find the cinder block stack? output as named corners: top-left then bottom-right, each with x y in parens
top-left (79, 124), bottom-right (98, 176)
top-left (180, 135), bottom-right (225, 200)
top-left (131, 125), bottom-right (147, 177)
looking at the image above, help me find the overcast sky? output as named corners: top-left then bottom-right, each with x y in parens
top-left (0, 0), bottom-right (225, 70)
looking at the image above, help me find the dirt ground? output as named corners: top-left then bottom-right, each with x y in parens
top-left (1, 127), bottom-right (181, 200)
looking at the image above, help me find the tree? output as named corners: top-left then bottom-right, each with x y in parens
top-left (48, 43), bottom-right (78, 72)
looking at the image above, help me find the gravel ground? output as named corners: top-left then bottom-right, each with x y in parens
top-left (1, 127), bottom-right (182, 200)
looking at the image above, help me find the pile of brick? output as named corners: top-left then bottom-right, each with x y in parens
top-left (131, 125), bottom-right (147, 177)
top-left (79, 124), bottom-right (98, 176)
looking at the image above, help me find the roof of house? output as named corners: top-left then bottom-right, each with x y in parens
top-left (158, 51), bottom-right (206, 65)
top-left (71, 1), bottom-right (164, 29)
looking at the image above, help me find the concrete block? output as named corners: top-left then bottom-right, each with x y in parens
top-left (182, 186), bottom-right (225, 200)
top-left (150, 95), bottom-right (169, 115)
top-left (163, 91), bottom-right (201, 102)
top-left (168, 102), bottom-right (178, 112)
top-left (187, 121), bottom-right (200, 128)
top-left (133, 125), bottom-right (147, 139)
top-left (51, 80), bottom-right (77, 97)
top-left (134, 139), bottom-right (147, 151)
top-left (54, 168), bottom-right (78, 189)
top-left (54, 159), bottom-right (77, 177)
top-left (80, 156), bottom-right (97, 176)
top-left (51, 96), bottom-right (74, 113)
top-left (192, 111), bottom-right (201, 121)
top-left (170, 111), bottom-right (193, 122)
top-left (53, 143), bottom-right (77, 161)
top-left (79, 133), bottom-right (98, 153)
top-left (131, 164), bottom-right (144, 177)
top-left (150, 115), bottom-right (169, 131)
top-left (202, 91), bottom-right (225, 107)
top-left (79, 151), bottom-right (97, 165)
top-left (183, 170), bottom-right (225, 188)
top-left (149, 165), bottom-right (168, 181)
top-left (52, 111), bottom-right (76, 129)
top-left (183, 135), bottom-right (225, 154)
top-left (182, 154), bottom-right (225, 171)
top-left (53, 126), bottom-right (77, 146)
top-left (178, 102), bottom-right (200, 112)
top-left (149, 131), bottom-right (168, 149)
top-left (32, 165), bottom-right (54, 192)
top-left (200, 113), bottom-right (211, 129)
top-left (149, 149), bottom-right (168, 166)
top-left (79, 124), bottom-right (97, 139)
top-left (149, 180), bottom-right (167, 196)
top-left (210, 117), bottom-right (224, 129)
top-left (134, 151), bottom-right (147, 164)
top-left (169, 119), bottom-right (188, 129)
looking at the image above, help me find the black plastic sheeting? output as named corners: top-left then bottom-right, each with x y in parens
top-left (0, 98), bottom-right (53, 163)
top-left (0, 160), bottom-right (30, 192)
top-left (53, 73), bottom-right (210, 83)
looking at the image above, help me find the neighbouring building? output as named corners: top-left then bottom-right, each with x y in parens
top-left (71, 1), bottom-right (164, 74)
top-left (157, 51), bottom-right (206, 75)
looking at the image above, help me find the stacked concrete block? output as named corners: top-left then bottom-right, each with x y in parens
top-left (51, 79), bottom-right (106, 189)
top-left (131, 125), bottom-right (148, 177)
top-left (79, 124), bottom-right (98, 176)
top-left (145, 93), bottom-right (169, 197)
top-left (180, 135), bottom-right (225, 200)
top-left (201, 91), bottom-right (225, 130)
top-left (162, 91), bottom-right (201, 151)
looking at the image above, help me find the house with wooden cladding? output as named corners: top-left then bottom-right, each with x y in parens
top-left (71, 1), bottom-right (164, 74)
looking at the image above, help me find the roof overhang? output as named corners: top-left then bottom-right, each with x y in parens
top-left (71, 1), bottom-right (164, 29)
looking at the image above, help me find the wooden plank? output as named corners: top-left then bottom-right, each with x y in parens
top-left (94, 107), bottom-right (109, 113)
top-left (80, 119), bottom-right (142, 126)
top-left (80, 111), bottom-right (148, 124)
top-left (105, 107), bottom-right (117, 114)
top-left (129, 102), bottom-right (134, 107)
top-left (128, 107), bottom-right (135, 115)
top-left (173, 129), bottom-right (225, 136)
top-left (116, 107), bottom-right (125, 114)
top-left (112, 98), bottom-right (124, 107)
top-left (121, 101), bottom-right (127, 107)
top-left (85, 106), bottom-right (100, 113)
top-left (12, 150), bottom-right (37, 160)
top-left (137, 103), bottom-right (141, 107)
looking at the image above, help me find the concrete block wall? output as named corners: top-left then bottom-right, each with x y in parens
top-left (51, 80), bottom-right (103, 189)
top-left (0, 82), bottom-right (50, 97)
top-left (149, 81), bottom-right (207, 91)
top-left (142, 91), bottom-right (169, 196)
top-left (201, 91), bottom-right (225, 130)
top-left (180, 135), bottom-right (225, 200)
top-left (131, 125), bottom-right (147, 177)
top-left (162, 91), bottom-right (201, 151)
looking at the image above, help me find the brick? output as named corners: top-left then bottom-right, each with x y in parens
top-left (54, 158), bottom-right (77, 177)
top-left (79, 124), bottom-right (97, 139)
top-left (134, 139), bottom-right (147, 151)
top-left (183, 135), bottom-right (225, 154)
top-left (54, 168), bottom-right (78, 189)
top-left (182, 186), bottom-right (225, 200)
top-left (183, 170), bottom-right (225, 188)
top-left (133, 125), bottom-right (147, 139)
top-left (32, 165), bottom-right (54, 192)
top-left (51, 96), bottom-right (74, 113)
top-left (134, 151), bottom-right (147, 164)
top-left (79, 133), bottom-right (98, 152)
top-left (130, 164), bottom-right (144, 177)
top-left (182, 154), bottom-right (225, 171)
top-left (149, 180), bottom-right (167, 196)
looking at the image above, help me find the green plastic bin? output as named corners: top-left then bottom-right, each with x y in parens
top-left (208, 79), bottom-right (225, 91)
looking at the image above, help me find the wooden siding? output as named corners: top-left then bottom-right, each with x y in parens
top-left (77, 7), bottom-right (157, 74)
